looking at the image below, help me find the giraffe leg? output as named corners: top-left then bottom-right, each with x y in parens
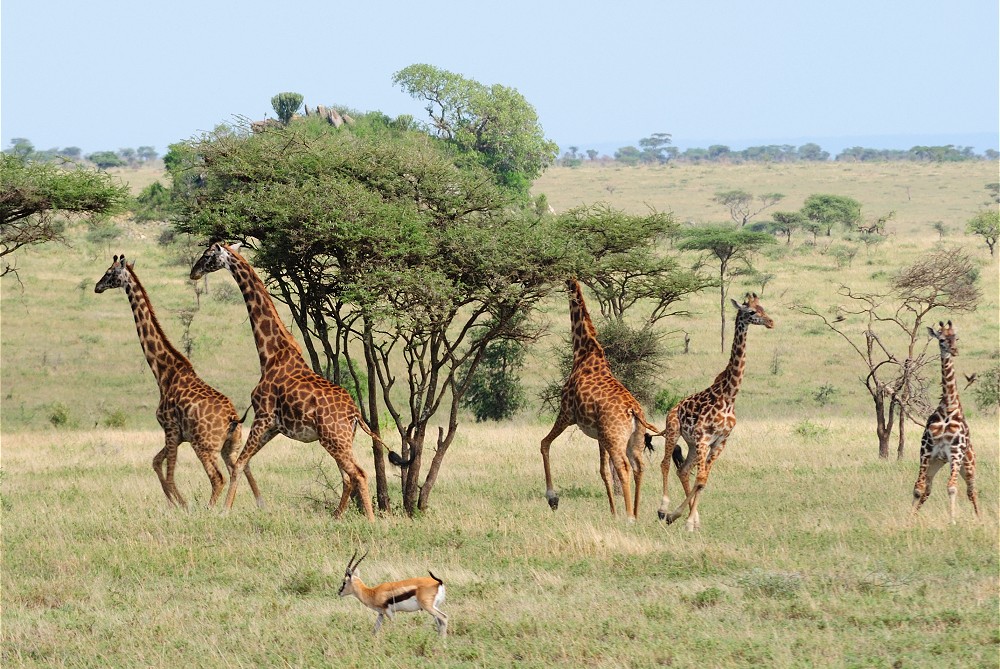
top-left (913, 456), bottom-right (945, 516)
top-left (598, 445), bottom-right (616, 516)
top-left (961, 443), bottom-right (980, 519)
top-left (222, 428), bottom-right (265, 509)
top-left (223, 416), bottom-right (278, 510)
top-left (540, 410), bottom-right (573, 510)
top-left (688, 437), bottom-right (729, 530)
top-left (152, 444), bottom-right (176, 506)
top-left (657, 409), bottom-right (681, 521)
top-left (946, 452), bottom-right (962, 525)
top-left (665, 437), bottom-right (710, 530)
top-left (193, 445), bottom-right (226, 507)
top-left (324, 433), bottom-right (375, 521)
top-left (164, 442), bottom-right (187, 509)
top-left (627, 429), bottom-right (645, 521)
top-left (603, 435), bottom-right (634, 521)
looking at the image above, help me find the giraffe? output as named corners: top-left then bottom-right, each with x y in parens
top-left (912, 320), bottom-right (980, 523)
top-left (657, 293), bottom-right (774, 531)
top-left (190, 242), bottom-right (400, 519)
top-left (539, 280), bottom-right (659, 521)
top-left (94, 254), bottom-right (263, 508)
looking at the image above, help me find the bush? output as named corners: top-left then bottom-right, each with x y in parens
top-left (654, 387), bottom-right (685, 415)
top-left (462, 339), bottom-right (527, 422)
top-left (48, 403), bottom-right (70, 428)
top-left (101, 409), bottom-right (128, 429)
top-left (971, 364), bottom-right (1000, 413)
top-left (813, 383), bottom-right (838, 407)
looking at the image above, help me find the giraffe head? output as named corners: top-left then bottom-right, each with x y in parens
top-left (927, 320), bottom-right (958, 357)
top-left (730, 293), bottom-right (774, 329)
top-left (190, 242), bottom-right (241, 280)
top-left (94, 254), bottom-right (132, 293)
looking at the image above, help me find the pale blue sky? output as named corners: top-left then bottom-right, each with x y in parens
top-left (2, 0), bottom-right (998, 157)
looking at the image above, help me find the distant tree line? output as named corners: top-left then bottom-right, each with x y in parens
top-left (3, 138), bottom-right (159, 169)
top-left (561, 135), bottom-right (998, 166)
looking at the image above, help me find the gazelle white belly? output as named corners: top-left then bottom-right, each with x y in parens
top-left (388, 597), bottom-right (420, 613)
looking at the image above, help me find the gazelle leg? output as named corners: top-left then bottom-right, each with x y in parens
top-left (373, 613), bottom-right (385, 635)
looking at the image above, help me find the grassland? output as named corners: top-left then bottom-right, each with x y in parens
top-left (2, 161), bottom-right (998, 668)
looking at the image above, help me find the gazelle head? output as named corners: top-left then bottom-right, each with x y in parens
top-left (95, 254), bottom-right (131, 293)
top-left (928, 320), bottom-right (959, 357)
top-left (338, 550), bottom-right (368, 598)
top-left (731, 292), bottom-right (775, 329)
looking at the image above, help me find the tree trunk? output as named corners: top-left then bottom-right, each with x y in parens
top-left (363, 323), bottom-right (390, 511)
top-left (719, 262), bottom-right (727, 353)
top-left (873, 393), bottom-right (894, 459)
top-left (895, 402), bottom-right (906, 461)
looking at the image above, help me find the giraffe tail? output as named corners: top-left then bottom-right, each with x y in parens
top-left (226, 406), bottom-right (252, 438)
top-left (672, 444), bottom-right (685, 468)
top-left (354, 414), bottom-right (413, 468)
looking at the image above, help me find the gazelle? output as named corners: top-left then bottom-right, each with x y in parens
top-left (338, 551), bottom-right (448, 638)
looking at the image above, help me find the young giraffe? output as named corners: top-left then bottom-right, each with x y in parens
top-left (191, 242), bottom-right (400, 519)
top-left (94, 254), bottom-right (263, 507)
top-left (540, 280), bottom-right (658, 521)
top-left (657, 293), bottom-right (774, 530)
top-left (912, 320), bottom-right (980, 523)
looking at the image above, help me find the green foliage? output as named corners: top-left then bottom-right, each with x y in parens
top-left (270, 92), bottom-right (304, 124)
top-left (738, 569), bottom-right (803, 599)
top-left (966, 209), bottom-right (999, 255)
top-left (85, 151), bottom-right (125, 169)
top-left (654, 387), bottom-right (685, 414)
top-left (47, 402), bottom-right (70, 428)
top-left (85, 221), bottom-right (122, 248)
top-left (394, 64), bottom-right (558, 197)
top-left (462, 338), bottom-right (527, 422)
top-left (813, 383), bottom-right (838, 407)
top-left (971, 364), bottom-right (1000, 413)
top-left (132, 181), bottom-right (174, 222)
top-left (0, 153), bottom-right (129, 274)
top-left (801, 194), bottom-right (862, 235)
top-left (793, 420), bottom-right (830, 440)
top-left (101, 409), bottom-right (128, 428)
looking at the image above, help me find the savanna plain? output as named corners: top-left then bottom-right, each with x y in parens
top-left (2, 161), bottom-right (998, 668)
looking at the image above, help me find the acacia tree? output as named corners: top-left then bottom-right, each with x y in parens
top-left (713, 189), bottom-right (784, 227)
top-left (795, 247), bottom-right (981, 459)
top-left (0, 153), bottom-right (129, 278)
top-left (393, 64), bottom-right (558, 196)
top-left (171, 113), bottom-right (577, 516)
top-left (768, 210), bottom-right (805, 244)
top-left (676, 225), bottom-right (775, 351)
top-left (801, 193), bottom-right (862, 236)
top-left (966, 210), bottom-right (998, 256)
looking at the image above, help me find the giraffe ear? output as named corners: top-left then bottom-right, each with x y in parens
top-left (927, 326), bottom-right (937, 339)
top-left (731, 298), bottom-right (742, 310)
top-left (230, 242), bottom-right (243, 254)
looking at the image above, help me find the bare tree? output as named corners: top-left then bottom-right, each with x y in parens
top-left (795, 247), bottom-right (981, 458)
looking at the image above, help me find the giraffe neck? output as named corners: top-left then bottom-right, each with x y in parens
top-left (568, 281), bottom-right (606, 370)
top-left (123, 267), bottom-right (190, 389)
top-left (713, 314), bottom-right (750, 400)
top-left (225, 248), bottom-right (303, 370)
top-left (938, 350), bottom-right (962, 414)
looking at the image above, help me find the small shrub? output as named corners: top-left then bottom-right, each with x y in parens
top-left (86, 221), bottom-right (122, 248)
top-left (685, 586), bottom-right (727, 609)
top-left (283, 569), bottom-right (323, 596)
top-left (462, 338), bottom-right (526, 422)
top-left (813, 383), bottom-right (838, 407)
top-left (654, 387), bottom-right (685, 415)
top-left (212, 282), bottom-right (243, 305)
top-left (971, 364), bottom-right (1000, 413)
top-left (101, 409), bottom-right (128, 429)
top-left (793, 420), bottom-right (829, 440)
top-left (48, 403), bottom-right (70, 428)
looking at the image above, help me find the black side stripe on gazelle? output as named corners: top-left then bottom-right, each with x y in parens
top-left (387, 589), bottom-right (418, 606)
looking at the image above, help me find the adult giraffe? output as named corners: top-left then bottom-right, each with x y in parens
top-left (540, 280), bottom-right (658, 521)
top-left (95, 254), bottom-right (262, 507)
top-left (191, 242), bottom-right (402, 519)
top-left (912, 320), bottom-right (980, 523)
top-left (657, 293), bottom-right (773, 530)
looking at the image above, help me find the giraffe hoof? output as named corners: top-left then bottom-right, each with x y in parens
top-left (546, 493), bottom-right (559, 511)
top-left (657, 510), bottom-right (667, 521)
